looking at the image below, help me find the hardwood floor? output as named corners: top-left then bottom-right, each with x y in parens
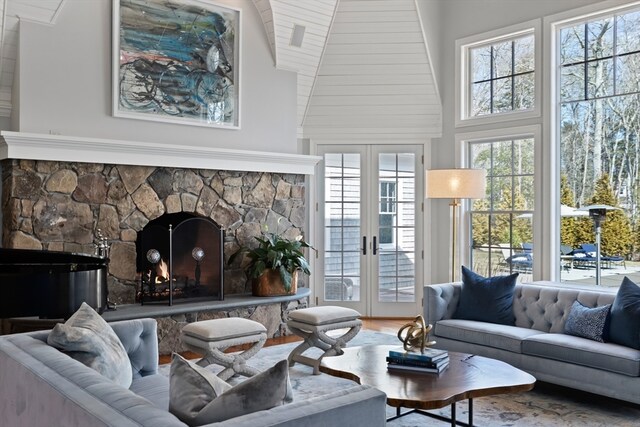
top-left (159, 317), bottom-right (410, 364)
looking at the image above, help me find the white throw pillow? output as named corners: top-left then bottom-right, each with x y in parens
top-left (169, 354), bottom-right (293, 426)
top-left (47, 302), bottom-right (132, 388)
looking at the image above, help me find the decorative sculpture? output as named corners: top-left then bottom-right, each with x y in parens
top-left (397, 315), bottom-right (436, 353)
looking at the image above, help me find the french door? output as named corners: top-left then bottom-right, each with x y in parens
top-left (315, 144), bottom-right (423, 317)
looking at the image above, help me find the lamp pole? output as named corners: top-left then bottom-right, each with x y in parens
top-left (450, 198), bottom-right (460, 282)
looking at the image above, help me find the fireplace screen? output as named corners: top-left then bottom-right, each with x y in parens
top-left (136, 213), bottom-right (224, 304)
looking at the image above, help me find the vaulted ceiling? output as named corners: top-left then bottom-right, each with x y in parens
top-left (0, 0), bottom-right (441, 139)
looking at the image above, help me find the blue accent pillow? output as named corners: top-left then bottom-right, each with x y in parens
top-left (453, 266), bottom-right (518, 325)
top-left (564, 301), bottom-right (610, 342)
top-left (608, 277), bottom-right (640, 349)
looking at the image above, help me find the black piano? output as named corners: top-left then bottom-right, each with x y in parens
top-left (0, 248), bottom-right (109, 319)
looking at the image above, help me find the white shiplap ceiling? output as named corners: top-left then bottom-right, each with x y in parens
top-left (252, 0), bottom-right (339, 138)
top-left (303, 0), bottom-right (442, 142)
top-left (0, 0), bottom-right (441, 142)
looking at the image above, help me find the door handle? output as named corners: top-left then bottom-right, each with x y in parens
top-left (362, 236), bottom-right (367, 255)
top-left (373, 236), bottom-right (378, 255)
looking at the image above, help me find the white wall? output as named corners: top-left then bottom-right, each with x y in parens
top-left (429, 0), bottom-right (607, 284)
top-left (15, 0), bottom-right (298, 153)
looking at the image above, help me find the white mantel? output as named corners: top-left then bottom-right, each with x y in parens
top-left (0, 131), bottom-right (321, 175)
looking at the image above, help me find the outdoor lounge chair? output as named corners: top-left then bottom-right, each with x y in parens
top-left (579, 244), bottom-right (625, 269)
top-left (499, 246), bottom-right (533, 273)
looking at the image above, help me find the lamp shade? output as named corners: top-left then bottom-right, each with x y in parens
top-left (425, 169), bottom-right (486, 199)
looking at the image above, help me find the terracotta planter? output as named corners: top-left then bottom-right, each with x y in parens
top-left (252, 269), bottom-right (298, 296)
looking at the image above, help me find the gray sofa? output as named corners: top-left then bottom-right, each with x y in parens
top-left (0, 318), bottom-right (387, 427)
top-left (424, 281), bottom-right (640, 404)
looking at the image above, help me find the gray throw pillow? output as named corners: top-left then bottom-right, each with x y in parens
top-left (47, 302), bottom-right (132, 388)
top-left (564, 301), bottom-right (611, 342)
top-left (453, 266), bottom-right (518, 325)
top-left (169, 354), bottom-right (293, 426)
top-left (608, 276), bottom-right (640, 349)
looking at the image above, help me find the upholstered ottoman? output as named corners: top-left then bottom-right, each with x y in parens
top-left (287, 306), bottom-right (361, 374)
top-left (181, 318), bottom-right (267, 380)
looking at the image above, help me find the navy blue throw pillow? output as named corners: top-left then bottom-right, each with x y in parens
top-left (564, 301), bottom-right (611, 342)
top-left (452, 266), bottom-right (518, 325)
top-left (608, 277), bottom-right (640, 350)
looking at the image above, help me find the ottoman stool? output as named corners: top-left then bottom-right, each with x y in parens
top-left (287, 306), bottom-right (361, 375)
top-left (181, 318), bottom-right (267, 381)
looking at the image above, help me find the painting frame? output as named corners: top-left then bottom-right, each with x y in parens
top-left (112, 0), bottom-right (241, 129)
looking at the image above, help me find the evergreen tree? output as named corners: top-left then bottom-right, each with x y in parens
top-left (560, 175), bottom-right (578, 248)
top-left (471, 199), bottom-right (490, 247)
top-left (588, 174), bottom-right (632, 257)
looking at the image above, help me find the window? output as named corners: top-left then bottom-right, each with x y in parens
top-left (379, 181), bottom-right (396, 245)
top-left (469, 137), bottom-right (535, 282)
top-left (558, 7), bottom-right (640, 282)
top-left (456, 20), bottom-right (541, 127)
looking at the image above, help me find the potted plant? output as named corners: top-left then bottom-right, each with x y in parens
top-left (228, 230), bottom-right (313, 296)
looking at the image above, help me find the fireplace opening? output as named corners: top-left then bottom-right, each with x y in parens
top-left (136, 212), bottom-right (224, 305)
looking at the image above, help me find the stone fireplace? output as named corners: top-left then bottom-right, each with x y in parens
top-left (0, 132), bottom-right (320, 351)
top-left (1, 158), bottom-right (307, 305)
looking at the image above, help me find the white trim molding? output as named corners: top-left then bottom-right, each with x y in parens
top-left (0, 131), bottom-right (322, 175)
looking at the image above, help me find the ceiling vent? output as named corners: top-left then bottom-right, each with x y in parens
top-left (290, 24), bottom-right (306, 48)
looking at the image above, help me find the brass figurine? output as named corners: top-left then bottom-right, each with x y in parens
top-left (397, 315), bottom-right (436, 353)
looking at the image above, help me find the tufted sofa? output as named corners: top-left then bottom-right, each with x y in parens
top-left (0, 318), bottom-right (387, 427)
top-left (424, 281), bottom-right (640, 404)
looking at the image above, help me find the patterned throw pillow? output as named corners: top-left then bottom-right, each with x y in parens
top-left (564, 301), bottom-right (611, 342)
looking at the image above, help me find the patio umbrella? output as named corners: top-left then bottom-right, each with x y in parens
top-left (560, 204), bottom-right (589, 217)
top-left (517, 204), bottom-right (589, 218)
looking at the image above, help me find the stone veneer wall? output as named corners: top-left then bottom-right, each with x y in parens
top-left (1, 159), bottom-right (307, 306)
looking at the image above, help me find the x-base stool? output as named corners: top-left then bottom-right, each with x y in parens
top-left (181, 317), bottom-right (267, 381)
top-left (287, 306), bottom-right (362, 375)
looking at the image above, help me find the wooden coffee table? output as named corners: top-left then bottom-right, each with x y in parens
top-left (319, 345), bottom-right (535, 426)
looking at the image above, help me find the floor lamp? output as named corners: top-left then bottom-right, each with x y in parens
top-left (426, 169), bottom-right (487, 281)
top-left (578, 204), bottom-right (620, 287)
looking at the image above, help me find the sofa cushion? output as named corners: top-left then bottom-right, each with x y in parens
top-left (522, 333), bottom-right (640, 376)
top-left (435, 319), bottom-right (544, 353)
top-left (609, 277), bottom-right (640, 350)
top-left (130, 374), bottom-right (170, 411)
top-left (564, 301), bottom-right (610, 342)
top-left (453, 266), bottom-right (518, 325)
top-left (47, 302), bottom-right (133, 388)
top-left (169, 354), bottom-right (293, 426)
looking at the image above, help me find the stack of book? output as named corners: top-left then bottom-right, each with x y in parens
top-left (386, 347), bottom-right (450, 374)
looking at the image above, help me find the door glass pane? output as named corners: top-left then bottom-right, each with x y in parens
top-left (378, 153), bottom-right (416, 302)
top-left (324, 153), bottom-right (361, 302)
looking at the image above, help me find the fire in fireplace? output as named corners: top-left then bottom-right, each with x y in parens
top-left (136, 212), bottom-right (224, 305)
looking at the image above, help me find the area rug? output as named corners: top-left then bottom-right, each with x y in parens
top-left (160, 331), bottom-right (640, 426)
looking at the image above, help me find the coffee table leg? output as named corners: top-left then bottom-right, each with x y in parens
top-left (450, 403), bottom-right (456, 427)
top-left (469, 398), bottom-right (473, 426)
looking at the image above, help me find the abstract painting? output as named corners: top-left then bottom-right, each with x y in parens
top-left (113, 0), bottom-right (240, 128)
